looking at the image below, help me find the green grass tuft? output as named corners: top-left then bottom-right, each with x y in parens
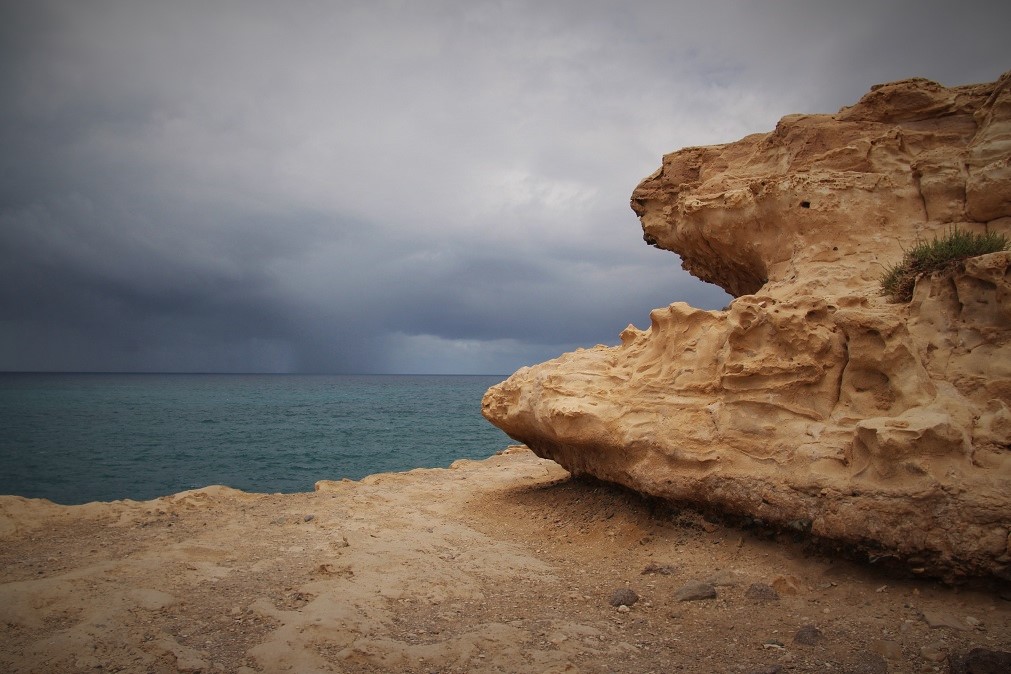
top-left (880, 227), bottom-right (1010, 302)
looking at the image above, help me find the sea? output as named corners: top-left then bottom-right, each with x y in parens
top-left (0, 373), bottom-right (515, 505)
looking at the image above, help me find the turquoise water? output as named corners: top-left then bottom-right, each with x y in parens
top-left (0, 373), bottom-right (513, 505)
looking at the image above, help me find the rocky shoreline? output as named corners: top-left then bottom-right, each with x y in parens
top-left (2, 447), bottom-right (1009, 673)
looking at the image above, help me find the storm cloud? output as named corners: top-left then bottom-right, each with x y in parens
top-left (2, 1), bottom-right (1009, 373)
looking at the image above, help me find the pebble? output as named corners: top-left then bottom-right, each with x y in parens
top-left (675, 581), bottom-right (717, 602)
top-left (793, 624), bottom-right (822, 645)
top-left (922, 609), bottom-right (970, 631)
top-left (609, 588), bottom-right (639, 607)
top-left (744, 583), bottom-right (780, 601)
top-left (919, 642), bottom-right (947, 662)
top-left (303, 514), bottom-right (315, 522)
top-left (641, 562), bottom-right (678, 575)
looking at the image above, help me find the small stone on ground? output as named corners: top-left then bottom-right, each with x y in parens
top-left (609, 588), bottom-right (639, 607)
top-left (744, 583), bottom-right (779, 601)
top-left (675, 581), bottom-right (717, 602)
top-left (793, 624), bottom-right (822, 645)
top-left (922, 609), bottom-right (970, 630)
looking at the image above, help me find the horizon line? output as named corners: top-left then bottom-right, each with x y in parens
top-left (0, 370), bottom-right (511, 377)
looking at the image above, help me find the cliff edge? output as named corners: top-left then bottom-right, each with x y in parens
top-left (483, 72), bottom-right (1011, 581)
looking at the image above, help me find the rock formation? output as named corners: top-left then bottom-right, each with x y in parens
top-left (483, 72), bottom-right (1011, 581)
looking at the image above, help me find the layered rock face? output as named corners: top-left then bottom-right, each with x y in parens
top-left (483, 73), bottom-right (1011, 580)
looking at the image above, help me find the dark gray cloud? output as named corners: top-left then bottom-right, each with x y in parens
top-left (2, 1), bottom-right (1009, 373)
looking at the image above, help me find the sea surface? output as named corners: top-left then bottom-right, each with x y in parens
top-left (0, 373), bottom-right (515, 505)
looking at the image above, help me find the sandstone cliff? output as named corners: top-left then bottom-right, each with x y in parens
top-left (483, 72), bottom-right (1011, 581)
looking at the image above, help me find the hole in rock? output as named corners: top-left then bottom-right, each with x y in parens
top-left (800, 201), bottom-right (811, 208)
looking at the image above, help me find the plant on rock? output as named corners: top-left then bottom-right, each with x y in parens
top-left (880, 227), bottom-right (1010, 302)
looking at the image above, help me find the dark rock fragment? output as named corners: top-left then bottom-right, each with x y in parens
top-left (609, 588), bottom-right (639, 607)
top-left (793, 624), bottom-right (822, 645)
top-left (948, 648), bottom-right (1011, 674)
top-left (744, 583), bottom-right (779, 601)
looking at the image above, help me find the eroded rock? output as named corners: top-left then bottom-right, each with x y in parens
top-left (483, 72), bottom-right (1011, 580)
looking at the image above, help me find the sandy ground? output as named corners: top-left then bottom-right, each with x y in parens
top-left (1, 446), bottom-right (1008, 674)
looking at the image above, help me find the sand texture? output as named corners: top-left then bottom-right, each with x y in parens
top-left (1, 447), bottom-right (1009, 673)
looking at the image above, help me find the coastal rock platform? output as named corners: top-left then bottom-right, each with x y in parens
top-left (2, 448), bottom-right (1009, 673)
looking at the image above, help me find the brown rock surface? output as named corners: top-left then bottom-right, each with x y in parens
top-left (483, 73), bottom-right (1011, 580)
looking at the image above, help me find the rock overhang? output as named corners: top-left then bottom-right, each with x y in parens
top-left (484, 72), bottom-right (1011, 581)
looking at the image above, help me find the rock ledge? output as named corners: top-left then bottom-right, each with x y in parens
top-left (483, 72), bottom-right (1011, 580)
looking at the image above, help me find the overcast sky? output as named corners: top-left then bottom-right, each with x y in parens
top-left (1, 1), bottom-right (1008, 374)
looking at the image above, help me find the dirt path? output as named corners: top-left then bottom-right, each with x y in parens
top-left (1, 447), bottom-right (1008, 673)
